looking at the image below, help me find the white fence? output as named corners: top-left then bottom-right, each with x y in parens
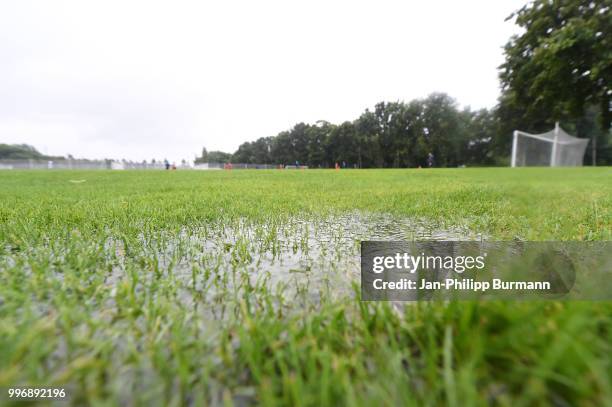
top-left (0, 160), bottom-right (306, 170)
top-left (0, 159), bottom-right (168, 170)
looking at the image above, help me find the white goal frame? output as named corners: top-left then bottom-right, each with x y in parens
top-left (511, 122), bottom-right (589, 167)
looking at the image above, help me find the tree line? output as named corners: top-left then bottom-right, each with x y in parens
top-left (0, 144), bottom-right (62, 160)
top-left (197, 0), bottom-right (610, 167)
top-left (198, 94), bottom-right (500, 168)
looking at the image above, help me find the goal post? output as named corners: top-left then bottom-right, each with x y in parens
top-left (550, 122), bottom-right (559, 166)
top-left (511, 123), bottom-right (589, 167)
top-left (511, 131), bottom-right (518, 167)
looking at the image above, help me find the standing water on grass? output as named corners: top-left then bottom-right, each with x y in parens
top-left (1, 211), bottom-right (484, 322)
top-left (100, 212), bottom-right (484, 315)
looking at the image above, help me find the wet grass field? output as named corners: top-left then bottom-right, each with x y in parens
top-left (0, 168), bottom-right (611, 405)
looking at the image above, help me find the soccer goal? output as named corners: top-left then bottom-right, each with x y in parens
top-left (511, 122), bottom-right (589, 167)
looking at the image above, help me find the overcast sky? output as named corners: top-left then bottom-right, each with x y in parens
top-left (0, 0), bottom-right (524, 162)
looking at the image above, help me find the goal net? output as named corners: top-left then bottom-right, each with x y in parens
top-left (511, 123), bottom-right (589, 167)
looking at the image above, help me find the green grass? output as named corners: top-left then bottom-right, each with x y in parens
top-left (0, 168), bottom-right (611, 406)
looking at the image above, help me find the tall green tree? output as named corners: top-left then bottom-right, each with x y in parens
top-left (326, 122), bottom-right (358, 166)
top-left (499, 0), bottom-right (611, 164)
top-left (354, 110), bottom-right (383, 168)
top-left (418, 94), bottom-right (471, 167)
top-left (306, 121), bottom-right (334, 167)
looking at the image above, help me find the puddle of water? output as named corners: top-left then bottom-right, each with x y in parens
top-left (1, 211), bottom-right (485, 321)
top-left (98, 212), bottom-right (484, 313)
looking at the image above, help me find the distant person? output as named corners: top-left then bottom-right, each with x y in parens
top-left (427, 153), bottom-right (435, 168)
top-left (342, 161), bottom-right (346, 168)
top-left (171, 162), bottom-right (177, 170)
top-left (164, 159), bottom-right (170, 170)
